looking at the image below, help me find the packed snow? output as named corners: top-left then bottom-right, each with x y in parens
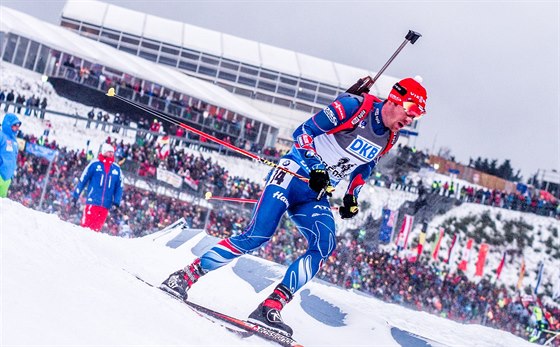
top-left (1, 199), bottom-right (533, 346)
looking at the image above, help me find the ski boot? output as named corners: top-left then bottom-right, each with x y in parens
top-left (248, 283), bottom-right (294, 337)
top-left (160, 258), bottom-right (205, 301)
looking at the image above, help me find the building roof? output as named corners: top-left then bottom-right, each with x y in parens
top-left (0, 5), bottom-right (279, 128)
top-left (60, 0), bottom-right (400, 96)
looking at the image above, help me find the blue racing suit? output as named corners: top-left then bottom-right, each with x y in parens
top-left (199, 93), bottom-right (398, 294)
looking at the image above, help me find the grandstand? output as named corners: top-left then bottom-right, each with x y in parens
top-left (0, 0), bottom-right (423, 150)
top-left (0, 5), bottom-right (280, 149)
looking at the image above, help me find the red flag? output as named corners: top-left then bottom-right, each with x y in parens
top-left (475, 243), bottom-right (489, 276)
top-left (431, 227), bottom-right (445, 261)
top-left (496, 251), bottom-right (507, 279)
top-left (445, 234), bottom-right (458, 264)
top-left (395, 214), bottom-right (414, 252)
top-left (458, 238), bottom-right (474, 271)
top-left (157, 135), bottom-right (171, 159)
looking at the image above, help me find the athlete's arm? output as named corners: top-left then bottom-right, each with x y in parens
top-left (292, 94), bottom-right (361, 169)
top-left (345, 161), bottom-right (377, 198)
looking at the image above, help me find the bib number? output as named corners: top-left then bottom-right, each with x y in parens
top-left (267, 159), bottom-right (299, 189)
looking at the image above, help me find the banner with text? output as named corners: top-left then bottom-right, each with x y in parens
top-left (25, 142), bottom-right (58, 161)
top-left (156, 168), bottom-right (183, 188)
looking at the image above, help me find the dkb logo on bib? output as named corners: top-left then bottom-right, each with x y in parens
top-left (347, 135), bottom-right (382, 161)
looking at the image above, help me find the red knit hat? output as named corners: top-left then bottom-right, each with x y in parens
top-left (387, 78), bottom-right (427, 117)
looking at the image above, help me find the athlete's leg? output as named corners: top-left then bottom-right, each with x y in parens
top-left (199, 172), bottom-right (292, 272)
top-left (161, 159), bottom-right (303, 302)
top-left (280, 199), bottom-right (336, 293)
top-left (248, 190), bottom-right (335, 336)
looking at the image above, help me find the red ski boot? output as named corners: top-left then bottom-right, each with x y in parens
top-left (160, 258), bottom-right (205, 301)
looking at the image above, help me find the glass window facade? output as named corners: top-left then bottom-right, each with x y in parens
top-left (59, 18), bottom-right (348, 112)
top-left (53, 16), bottom-right (415, 140)
top-left (2, 34), bottom-right (18, 63)
top-left (24, 41), bottom-right (39, 70)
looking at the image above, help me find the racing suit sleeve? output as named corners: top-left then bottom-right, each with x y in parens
top-left (346, 161), bottom-right (377, 198)
top-left (292, 94), bottom-right (361, 170)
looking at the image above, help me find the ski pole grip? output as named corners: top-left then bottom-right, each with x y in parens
top-left (316, 188), bottom-right (325, 201)
top-left (406, 30), bottom-right (422, 44)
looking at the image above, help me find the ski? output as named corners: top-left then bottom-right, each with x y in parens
top-left (128, 272), bottom-right (304, 347)
top-left (185, 300), bottom-right (304, 347)
top-left (128, 272), bottom-right (253, 338)
top-left (150, 217), bottom-right (186, 241)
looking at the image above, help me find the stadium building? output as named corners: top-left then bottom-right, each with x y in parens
top-left (0, 0), bottom-right (421, 151)
top-left (57, 0), bottom-right (420, 144)
top-left (0, 6), bottom-right (281, 150)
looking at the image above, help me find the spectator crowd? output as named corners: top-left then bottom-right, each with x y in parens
top-left (254, 226), bottom-right (560, 345)
top-left (429, 180), bottom-right (560, 218)
top-left (8, 132), bottom-right (258, 237)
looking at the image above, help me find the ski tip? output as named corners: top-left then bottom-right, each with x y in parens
top-left (106, 87), bottom-right (116, 97)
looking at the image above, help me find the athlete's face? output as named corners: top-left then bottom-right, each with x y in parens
top-left (381, 101), bottom-right (415, 132)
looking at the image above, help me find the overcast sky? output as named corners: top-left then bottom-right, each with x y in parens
top-left (2, 0), bottom-right (559, 179)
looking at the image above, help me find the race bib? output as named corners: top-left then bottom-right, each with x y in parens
top-left (346, 135), bottom-right (382, 161)
top-left (267, 159), bottom-right (300, 189)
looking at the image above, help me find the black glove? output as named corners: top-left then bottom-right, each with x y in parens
top-left (71, 196), bottom-right (78, 207)
top-left (339, 194), bottom-right (359, 219)
top-left (309, 169), bottom-right (330, 193)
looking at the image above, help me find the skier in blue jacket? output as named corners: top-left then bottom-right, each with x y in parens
top-left (72, 142), bottom-right (123, 232)
top-left (161, 77), bottom-right (428, 336)
top-left (0, 113), bottom-right (21, 198)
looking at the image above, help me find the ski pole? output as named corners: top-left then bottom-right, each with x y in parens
top-left (205, 192), bottom-right (258, 204)
top-left (106, 88), bottom-right (309, 183)
top-left (205, 192), bottom-right (340, 210)
top-left (208, 196), bottom-right (258, 203)
top-left (151, 218), bottom-right (187, 241)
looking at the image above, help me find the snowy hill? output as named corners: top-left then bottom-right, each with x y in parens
top-left (388, 203), bottom-right (560, 303)
top-left (1, 199), bottom-right (533, 346)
